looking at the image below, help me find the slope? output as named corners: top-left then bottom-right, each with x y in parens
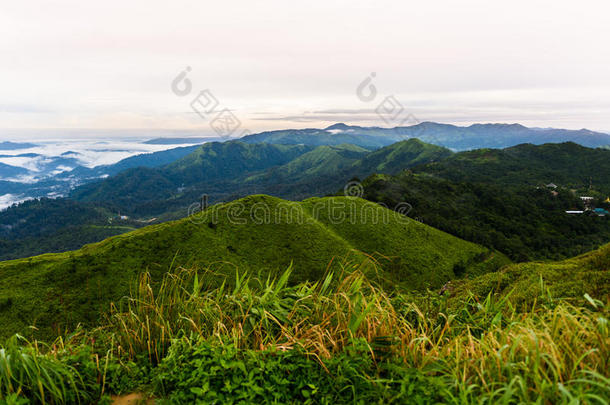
top-left (361, 173), bottom-right (610, 262)
top-left (70, 139), bottom-right (449, 216)
top-left (0, 195), bottom-right (508, 340)
top-left (71, 142), bottom-right (313, 213)
top-left (411, 142), bottom-right (610, 193)
top-left (453, 243), bottom-right (610, 306)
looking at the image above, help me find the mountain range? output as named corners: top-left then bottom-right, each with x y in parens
top-left (242, 122), bottom-right (610, 150)
top-left (2, 122), bottom-right (609, 207)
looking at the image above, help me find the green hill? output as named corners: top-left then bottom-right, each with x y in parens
top-left (413, 142), bottom-right (610, 193)
top-left (71, 142), bottom-right (313, 213)
top-left (70, 139), bottom-right (451, 217)
top-left (243, 144), bottom-right (369, 184)
top-left (452, 242), bottom-right (610, 305)
top-left (0, 195), bottom-right (508, 340)
top-left (349, 138), bottom-right (452, 177)
top-left (361, 172), bottom-right (610, 262)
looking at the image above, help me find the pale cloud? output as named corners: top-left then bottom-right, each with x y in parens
top-left (1, 0), bottom-right (610, 136)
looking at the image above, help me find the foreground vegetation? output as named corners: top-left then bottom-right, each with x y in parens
top-left (1, 254), bottom-right (608, 404)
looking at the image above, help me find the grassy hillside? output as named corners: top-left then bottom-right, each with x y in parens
top-left (1, 249), bottom-right (606, 404)
top-left (0, 195), bottom-right (507, 340)
top-left (452, 242), bottom-right (610, 306)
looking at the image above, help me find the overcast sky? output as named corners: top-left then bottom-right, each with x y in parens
top-left (1, 0), bottom-right (610, 137)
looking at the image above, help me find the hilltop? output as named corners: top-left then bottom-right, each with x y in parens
top-left (0, 195), bottom-right (507, 340)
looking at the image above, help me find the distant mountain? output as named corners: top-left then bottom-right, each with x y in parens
top-left (0, 195), bottom-right (508, 339)
top-left (240, 122), bottom-right (610, 151)
top-left (0, 141), bottom-right (37, 150)
top-left (0, 145), bottom-right (204, 201)
top-left (163, 141), bottom-right (312, 184)
top-left (143, 137), bottom-right (224, 145)
top-left (241, 125), bottom-right (394, 149)
top-left (238, 139), bottom-right (453, 202)
top-left (62, 144), bottom-right (203, 180)
top-left (0, 163), bottom-right (29, 179)
top-left (243, 144), bottom-right (370, 185)
top-left (349, 138), bottom-right (452, 178)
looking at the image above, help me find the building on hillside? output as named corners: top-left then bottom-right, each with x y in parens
top-left (565, 210), bottom-right (584, 214)
top-left (580, 196), bottom-right (594, 210)
top-left (593, 208), bottom-right (609, 217)
top-left (545, 183), bottom-right (558, 189)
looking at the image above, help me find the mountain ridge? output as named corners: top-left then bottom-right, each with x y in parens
top-left (241, 122), bottom-right (610, 150)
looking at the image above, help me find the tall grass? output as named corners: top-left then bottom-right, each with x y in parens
top-left (3, 260), bottom-right (609, 403)
top-left (0, 335), bottom-right (88, 404)
top-left (101, 264), bottom-right (610, 402)
top-left (103, 263), bottom-right (401, 363)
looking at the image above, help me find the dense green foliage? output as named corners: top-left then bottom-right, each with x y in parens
top-left (362, 172), bottom-right (610, 261)
top-left (412, 142), bottom-right (610, 194)
top-left (154, 339), bottom-right (448, 404)
top-left (0, 195), bottom-right (505, 341)
top-left (0, 198), bottom-right (142, 261)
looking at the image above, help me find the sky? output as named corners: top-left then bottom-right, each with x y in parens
top-left (1, 0), bottom-right (610, 138)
